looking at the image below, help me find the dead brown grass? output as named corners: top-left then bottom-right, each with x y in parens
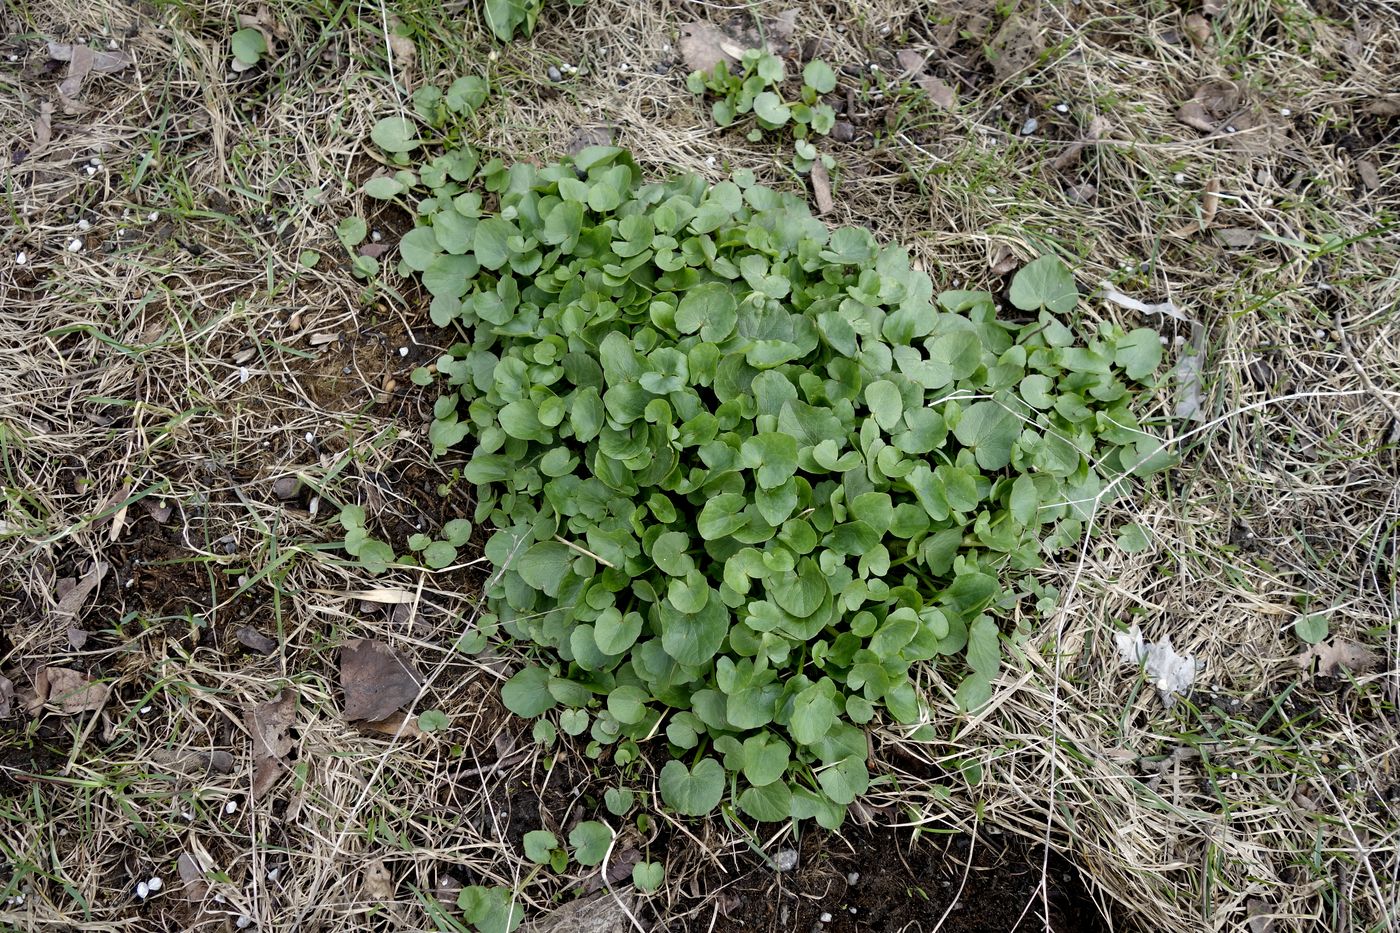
top-left (1, 0), bottom-right (1397, 930)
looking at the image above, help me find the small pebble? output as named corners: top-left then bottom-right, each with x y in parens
top-left (213, 893), bottom-right (226, 904)
top-left (548, 65), bottom-right (562, 82)
top-left (846, 872), bottom-right (860, 885)
top-left (140, 705), bottom-right (152, 714)
top-left (1280, 107), bottom-right (1292, 116)
top-left (370, 230), bottom-right (382, 242)
top-left (137, 880), bottom-right (149, 899)
top-left (304, 432), bottom-right (315, 444)
top-left (820, 912), bottom-right (833, 923)
top-left (16, 251), bottom-right (26, 265)
top-left (68, 238), bottom-right (83, 252)
top-left (398, 346), bottom-right (409, 357)
top-left (6, 55), bottom-right (16, 62)
top-left (78, 219), bottom-right (92, 230)
top-left (1174, 172), bottom-right (1186, 183)
top-left (148, 877), bottom-right (163, 892)
top-left (268, 868), bottom-right (281, 881)
top-left (1173, 334), bottom-right (1186, 347)
top-left (705, 156), bottom-right (716, 167)
top-left (236, 916), bottom-right (252, 929)
top-left (107, 39), bottom-right (119, 50)
top-left (1055, 102), bottom-right (1069, 113)
top-left (620, 62), bottom-right (630, 72)
top-left (987, 186), bottom-right (998, 195)
top-left (89, 157), bottom-right (101, 166)
top-left (225, 799), bottom-right (239, 814)
top-left (147, 211), bottom-right (158, 221)
top-left (868, 63), bottom-right (879, 72)
top-left (1021, 117), bottom-right (1039, 135)
top-left (1313, 328), bottom-right (1326, 340)
top-left (772, 849), bottom-right (799, 872)
top-left (85, 165), bottom-right (97, 176)
top-left (238, 366), bottom-right (250, 383)
top-left (1224, 125), bottom-right (1236, 133)
top-left (1158, 335), bottom-right (1169, 345)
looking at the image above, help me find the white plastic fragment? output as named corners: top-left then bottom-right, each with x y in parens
top-left (1115, 624), bottom-right (1199, 705)
top-left (16, 252), bottom-right (26, 265)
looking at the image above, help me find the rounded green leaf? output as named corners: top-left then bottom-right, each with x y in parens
top-left (659, 758), bottom-right (725, 816)
top-left (632, 861), bottom-right (664, 892)
top-left (230, 27), bottom-right (266, 66)
top-left (523, 829), bottom-right (558, 864)
top-left (569, 820), bottom-right (613, 867)
top-left (803, 60), bottom-right (837, 94)
top-left (502, 666), bottom-right (555, 717)
top-left (1009, 254), bottom-right (1077, 313)
top-left (370, 116), bottom-right (420, 154)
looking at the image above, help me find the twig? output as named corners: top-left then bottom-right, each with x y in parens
top-left (554, 534), bottom-right (617, 568)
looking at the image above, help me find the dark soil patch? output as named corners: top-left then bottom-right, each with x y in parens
top-left (700, 826), bottom-right (1112, 933)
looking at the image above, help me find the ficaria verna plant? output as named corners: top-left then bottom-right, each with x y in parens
top-left (355, 138), bottom-right (1170, 830)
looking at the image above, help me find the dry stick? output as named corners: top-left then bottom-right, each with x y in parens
top-left (554, 534), bottom-right (617, 568)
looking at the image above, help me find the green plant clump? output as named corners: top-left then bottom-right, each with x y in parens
top-left (387, 145), bottom-right (1168, 828)
top-left (687, 51), bottom-right (838, 173)
top-left (482, 0), bottom-right (586, 42)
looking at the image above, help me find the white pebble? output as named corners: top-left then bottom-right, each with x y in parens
top-left (137, 880), bottom-right (149, 899)
top-left (1055, 102), bottom-right (1069, 113)
top-left (1224, 125), bottom-right (1236, 133)
top-left (238, 366), bottom-right (250, 383)
top-left (987, 186), bottom-right (998, 195)
top-left (108, 39), bottom-right (118, 50)
top-left (820, 912), bottom-right (832, 923)
top-left (620, 62), bottom-right (630, 72)
top-left (85, 165), bottom-right (97, 176)
top-left (267, 868), bottom-right (280, 881)
top-left (148, 877), bottom-right (163, 892)
top-left (213, 893), bottom-right (226, 903)
top-left (139, 705), bottom-right (151, 714)
top-left (236, 916), bottom-right (252, 929)
top-left (1174, 173), bottom-right (1186, 183)
top-left (1173, 335), bottom-right (1186, 347)
top-left (370, 230), bottom-right (381, 242)
top-left (68, 238), bottom-right (83, 252)
top-left (90, 157), bottom-right (101, 166)
top-left (705, 156), bottom-right (716, 167)
top-left (16, 251), bottom-right (26, 265)
top-left (662, 43), bottom-right (670, 52)
top-left (1021, 117), bottom-right (1039, 135)
top-left (6, 55), bottom-right (16, 62)
top-left (304, 432), bottom-right (315, 444)
top-left (869, 63), bottom-right (880, 72)
top-left (78, 219), bottom-right (91, 230)
top-left (147, 212), bottom-right (158, 221)
top-left (1280, 107), bottom-right (1292, 116)
top-left (1158, 335), bottom-right (1169, 345)
top-left (846, 871), bottom-right (860, 884)
top-left (225, 799), bottom-right (239, 814)
top-left (398, 346), bottom-right (409, 357)
top-left (1313, 328), bottom-right (1326, 340)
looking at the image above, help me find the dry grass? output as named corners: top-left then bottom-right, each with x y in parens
top-left (1, 0), bottom-right (1397, 930)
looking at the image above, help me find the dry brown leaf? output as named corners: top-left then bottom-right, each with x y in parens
top-left (387, 30), bottom-right (416, 74)
top-left (33, 102), bottom-right (53, 150)
top-left (67, 625), bottom-right (89, 650)
top-left (986, 15), bottom-right (1042, 80)
top-left (47, 42), bottom-right (133, 73)
top-left (1364, 98), bottom-right (1400, 117)
top-left (54, 561), bottom-right (107, 622)
top-left (1184, 13), bottom-right (1211, 48)
top-left (1176, 100), bottom-right (1215, 133)
top-left (247, 689), bottom-right (297, 760)
top-left (0, 675), bottom-right (13, 718)
top-left (358, 709), bottom-right (424, 740)
top-left (340, 639), bottom-right (421, 721)
top-left (895, 50), bottom-right (925, 75)
top-left (236, 626), bottom-right (278, 655)
top-left (809, 160), bottom-right (834, 216)
top-left (768, 9), bottom-right (799, 43)
top-left (1247, 897), bottom-right (1278, 933)
top-left (1169, 178), bottom-right (1220, 238)
top-left (1215, 227), bottom-right (1258, 248)
top-left (896, 51), bottom-right (956, 110)
top-left (566, 125), bottom-right (617, 157)
top-left (41, 668), bottom-right (108, 715)
top-left (989, 245), bottom-right (1018, 276)
top-left (1356, 160), bottom-right (1380, 191)
top-left (152, 748), bottom-right (236, 776)
top-left (144, 499), bottom-right (173, 522)
top-left (363, 858), bottom-right (395, 900)
top-left (177, 851), bottom-right (209, 900)
top-left (679, 22), bottom-right (740, 74)
top-left (1297, 638), bottom-right (1378, 677)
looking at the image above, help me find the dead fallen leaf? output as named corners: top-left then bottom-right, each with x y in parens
top-left (144, 499), bottom-right (173, 522)
top-left (1356, 159), bottom-right (1380, 191)
top-left (0, 676), bottom-right (13, 718)
top-left (566, 124), bottom-right (618, 157)
top-left (1184, 13), bottom-right (1211, 48)
top-left (340, 639), bottom-right (421, 721)
top-left (989, 245), bottom-right (1018, 276)
top-left (67, 625), bottom-right (89, 650)
top-left (1065, 183), bottom-right (1097, 204)
top-left (363, 858), bottom-right (395, 900)
top-left (1297, 638), bottom-right (1378, 677)
top-left (1176, 100), bottom-right (1215, 133)
top-left (986, 15), bottom-right (1043, 80)
top-left (896, 50), bottom-right (956, 110)
top-left (177, 850), bottom-right (210, 901)
top-left (1215, 227), bottom-right (1258, 248)
top-left (769, 9), bottom-right (799, 44)
top-left (387, 27), bottom-right (416, 75)
top-left (358, 243), bottom-right (389, 259)
top-left (40, 668), bottom-right (108, 715)
top-left (1169, 178), bottom-right (1220, 238)
top-left (152, 748), bottom-right (236, 776)
top-left (32, 102), bottom-right (53, 151)
top-left (54, 561), bottom-right (107, 623)
top-left (1364, 98), bottom-right (1400, 117)
top-left (235, 626), bottom-right (278, 655)
top-left (247, 689), bottom-right (297, 760)
top-left (358, 709), bottom-right (424, 740)
top-left (1247, 897), bottom-right (1278, 933)
top-left (1202, 0), bottom-right (1224, 15)
top-left (679, 22), bottom-right (740, 74)
top-left (246, 689), bottom-right (298, 798)
top-left (809, 160), bottom-right (834, 216)
top-left (47, 42), bottom-right (133, 73)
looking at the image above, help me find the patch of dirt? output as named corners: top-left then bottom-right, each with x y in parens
top-left (703, 826), bottom-right (1111, 933)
